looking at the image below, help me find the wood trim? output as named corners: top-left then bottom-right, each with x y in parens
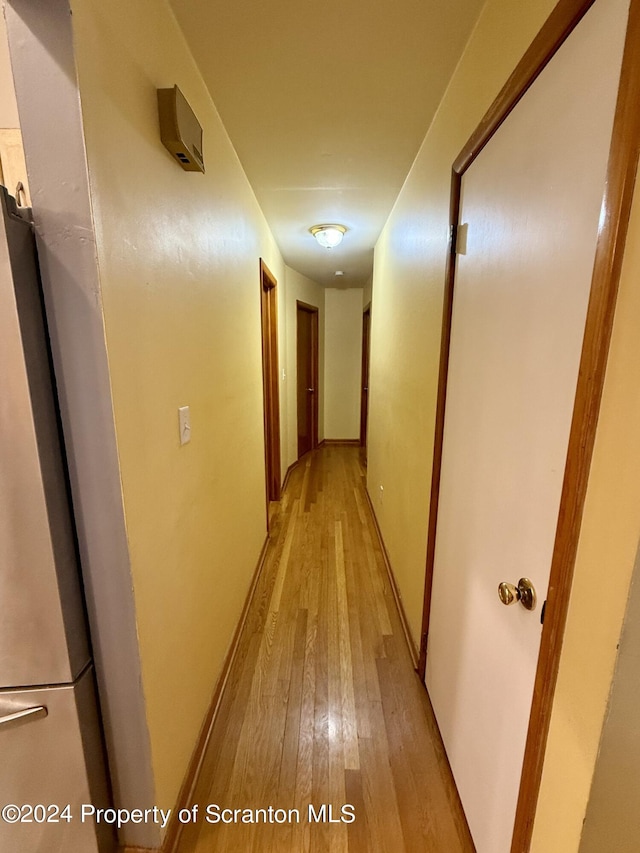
top-left (360, 306), bottom-right (371, 449)
top-left (512, 2), bottom-right (640, 849)
top-left (320, 438), bottom-right (361, 446)
top-left (417, 169), bottom-right (461, 678)
top-left (453, 0), bottom-right (597, 175)
top-left (364, 487), bottom-right (420, 669)
top-left (158, 535), bottom-right (271, 853)
top-left (296, 300), bottom-right (319, 454)
top-left (418, 1), bottom-right (640, 850)
top-left (311, 310), bottom-right (319, 451)
top-left (282, 459), bottom-right (299, 493)
top-left (260, 259), bottom-right (281, 511)
top-left (260, 257), bottom-right (277, 290)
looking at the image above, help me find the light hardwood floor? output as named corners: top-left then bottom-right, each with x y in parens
top-left (177, 445), bottom-right (473, 853)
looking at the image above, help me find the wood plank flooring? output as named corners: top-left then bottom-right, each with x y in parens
top-left (177, 445), bottom-right (473, 853)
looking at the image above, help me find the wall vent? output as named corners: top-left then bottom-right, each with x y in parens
top-left (157, 85), bottom-right (205, 173)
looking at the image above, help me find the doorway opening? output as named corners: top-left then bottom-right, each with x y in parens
top-left (360, 304), bottom-right (371, 464)
top-left (296, 300), bottom-right (319, 459)
top-left (259, 259), bottom-right (281, 513)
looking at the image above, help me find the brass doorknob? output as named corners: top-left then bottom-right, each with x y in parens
top-left (498, 578), bottom-right (537, 611)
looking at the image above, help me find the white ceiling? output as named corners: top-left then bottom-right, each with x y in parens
top-left (170, 0), bottom-right (484, 288)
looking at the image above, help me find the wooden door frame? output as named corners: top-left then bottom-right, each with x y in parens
top-left (260, 259), bottom-right (281, 510)
top-left (416, 1), bottom-right (640, 850)
top-left (360, 304), bottom-right (371, 448)
top-left (296, 300), bottom-right (319, 455)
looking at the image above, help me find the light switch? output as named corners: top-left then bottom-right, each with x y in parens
top-left (456, 222), bottom-right (469, 255)
top-left (178, 406), bottom-right (191, 445)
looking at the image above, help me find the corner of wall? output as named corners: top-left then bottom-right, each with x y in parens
top-left (5, 1), bottom-right (158, 846)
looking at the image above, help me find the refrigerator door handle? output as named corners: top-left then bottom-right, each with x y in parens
top-left (0, 705), bottom-right (48, 731)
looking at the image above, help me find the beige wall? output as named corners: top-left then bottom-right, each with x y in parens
top-left (369, 0), bottom-right (640, 847)
top-left (284, 266), bottom-right (325, 461)
top-left (70, 0), bottom-right (286, 815)
top-left (324, 288), bottom-right (363, 440)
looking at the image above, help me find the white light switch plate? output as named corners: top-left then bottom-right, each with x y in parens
top-left (178, 406), bottom-right (191, 445)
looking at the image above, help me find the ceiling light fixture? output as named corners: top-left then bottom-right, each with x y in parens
top-left (309, 224), bottom-right (347, 249)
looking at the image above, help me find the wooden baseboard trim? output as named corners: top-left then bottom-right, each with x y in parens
top-left (363, 487), bottom-right (420, 669)
top-left (145, 534), bottom-right (271, 853)
top-left (319, 438), bottom-right (361, 446)
top-left (282, 460), bottom-right (298, 492)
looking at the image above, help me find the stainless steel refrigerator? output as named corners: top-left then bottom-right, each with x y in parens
top-left (0, 187), bottom-right (114, 852)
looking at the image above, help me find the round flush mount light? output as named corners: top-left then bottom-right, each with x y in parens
top-left (309, 224), bottom-right (347, 249)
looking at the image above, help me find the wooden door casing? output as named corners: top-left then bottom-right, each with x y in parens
top-left (296, 301), bottom-right (318, 459)
top-left (360, 306), bottom-right (371, 454)
top-left (260, 259), bottom-right (281, 509)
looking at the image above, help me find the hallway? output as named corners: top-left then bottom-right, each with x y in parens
top-left (176, 445), bottom-right (473, 852)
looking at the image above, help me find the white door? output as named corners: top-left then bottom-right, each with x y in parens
top-left (425, 1), bottom-right (629, 851)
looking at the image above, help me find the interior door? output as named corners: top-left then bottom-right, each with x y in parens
top-left (260, 260), bottom-right (281, 507)
top-left (296, 302), bottom-right (318, 458)
top-left (360, 306), bottom-right (371, 457)
top-left (424, 2), bottom-right (629, 851)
